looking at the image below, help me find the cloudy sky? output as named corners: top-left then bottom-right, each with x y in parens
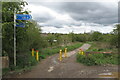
top-left (25, 0), bottom-right (118, 34)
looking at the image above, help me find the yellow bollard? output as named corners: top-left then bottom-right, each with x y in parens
top-left (79, 49), bottom-right (85, 55)
top-left (36, 50), bottom-right (39, 61)
top-left (64, 48), bottom-right (67, 58)
top-left (79, 49), bottom-right (82, 55)
top-left (81, 51), bottom-right (84, 55)
top-left (32, 48), bottom-right (34, 56)
top-left (59, 50), bottom-right (62, 61)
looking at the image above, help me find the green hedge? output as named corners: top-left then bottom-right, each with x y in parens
top-left (76, 53), bottom-right (120, 66)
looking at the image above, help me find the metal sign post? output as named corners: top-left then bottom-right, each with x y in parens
top-left (14, 9), bottom-right (16, 66)
top-left (13, 11), bottom-right (32, 66)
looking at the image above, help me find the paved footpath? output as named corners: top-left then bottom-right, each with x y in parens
top-left (62, 44), bottom-right (91, 57)
top-left (4, 43), bottom-right (118, 78)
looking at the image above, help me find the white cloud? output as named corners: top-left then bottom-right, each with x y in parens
top-left (41, 26), bottom-right (71, 34)
top-left (26, 0), bottom-right (119, 2)
top-left (41, 25), bottom-right (115, 34)
top-left (25, 4), bottom-right (73, 22)
top-left (24, 2), bottom-right (117, 34)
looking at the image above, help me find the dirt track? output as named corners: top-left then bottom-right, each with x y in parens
top-left (4, 44), bottom-right (118, 78)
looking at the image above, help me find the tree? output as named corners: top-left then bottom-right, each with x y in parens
top-left (2, 1), bottom-right (28, 65)
top-left (68, 31), bottom-right (76, 42)
top-left (2, 1), bottom-right (45, 67)
top-left (47, 33), bottom-right (55, 46)
top-left (75, 34), bottom-right (87, 42)
top-left (109, 24), bottom-right (119, 47)
top-left (91, 31), bottom-right (103, 41)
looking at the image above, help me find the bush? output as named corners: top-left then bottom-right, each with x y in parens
top-left (76, 53), bottom-right (119, 66)
top-left (91, 31), bottom-right (103, 41)
top-left (109, 35), bottom-right (118, 47)
top-left (16, 52), bottom-right (37, 68)
top-left (75, 35), bottom-right (87, 42)
top-left (76, 54), bottom-right (96, 66)
top-left (2, 68), bottom-right (10, 75)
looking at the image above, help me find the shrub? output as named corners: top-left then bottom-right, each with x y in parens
top-left (76, 54), bottom-right (96, 66)
top-left (16, 52), bottom-right (37, 68)
top-left (76, 53), bottom-right (119, 66)
top-left (2, 68), bottom-right (10, 75)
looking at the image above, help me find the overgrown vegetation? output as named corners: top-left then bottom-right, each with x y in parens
top-left (76, 23), bottom-right (119, 66)
top-left (76, 42), bottom-right (119, 66)
top-left (76, 53), bottom-right (119, 66)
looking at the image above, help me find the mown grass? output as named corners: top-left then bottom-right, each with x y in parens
top-left (76, 42), bottom-right (119, 66)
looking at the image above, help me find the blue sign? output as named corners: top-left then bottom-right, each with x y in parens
top-left (16, 14), bottom-right (32, 20)
top-left (16, 21), bottom-right (25, 27)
